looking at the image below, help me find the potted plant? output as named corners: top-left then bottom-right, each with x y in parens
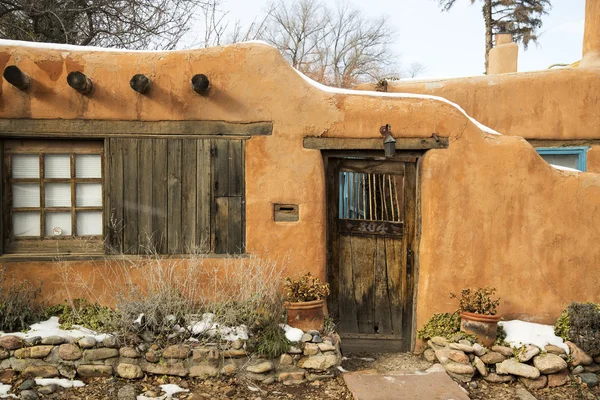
top-left (451, 287), bottom-right (501, 347)
top-left (284, 273), bottom-right (330, 332)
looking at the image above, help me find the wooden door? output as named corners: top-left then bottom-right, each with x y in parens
top-left (326, 157), bottom-right (417, 352)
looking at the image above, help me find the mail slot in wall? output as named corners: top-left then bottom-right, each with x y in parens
top-left (274, 204), bottom-right (299, 222)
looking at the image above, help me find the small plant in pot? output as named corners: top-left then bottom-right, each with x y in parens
top-left (451, 287), bottom-right (500, 348)
top-left (284, 272), bottom-right (330, 332)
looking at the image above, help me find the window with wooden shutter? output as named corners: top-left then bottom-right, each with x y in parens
top-left (106, 138), bottom-right (245, 255)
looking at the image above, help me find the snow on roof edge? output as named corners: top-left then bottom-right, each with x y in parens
top-left (550, 164), bottom-right (580, 172)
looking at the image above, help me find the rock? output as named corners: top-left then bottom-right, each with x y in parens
top-left (491, 345), bottom-right (513, 357)
top-left (145, 350), bottom-right (160, 363)
top-left (22, 365), bottom-right (59, 378)
top-left (480, 351), bottom-right (506, 365)
top-left (443, 361), bottom-right (474, 375)
top-left (303, 343), bottom-right (319, 356)
top-left (20, 390), bottom-right (38, 400)
top-left (120, 347), bottom-right (140, 358)
top-left (515, 388), bottom-right (536, 400)
top-left (117, 384), bottom-right (137, 400)
top-left (547, 369), bottom-right (570, 387)
top-left (533, 353), bottom-right (568, 374)
top-left (317, 342), bottom-right (335, 352)
top-left (231, 339), bottom-right (243, 350)
top-left (58, 344), bottom-right (82, 361)
top-left (0, 335), bottom-right (23, 350)
top-left (516, 345), bottom-right (540, 362)
top-left (0, 369), bottom-right (16, 383)
top-left (473, 356), bottom-right (488, 377)
top-left (426, 364), bottom-right (447, 373)
top-left (298, 353), bottom-right (338, 371)
top-left (473, 343), bottom-right (486, 357)
top-left (84, 348), bottom-right (119, 361)
top-left (221, 349), bottom-right (246, 358)
top-left (246, 361), bottom-right (274, 374)
top-left (301, 333), bottom-right (313, 343)
top-left (280, 353), bottom-right (293, 366)
top-left (446, 371), bottom-right (473, 383)
top-left (434, 349), bottom-right (469, 365)
top-left (38, 384), bottom-right (58, 395)
top-left (15, 346), bottom-right (54, 359)
top-left (23, 337), bottom-right (41, 346)
top-left (116, 363), bottom-right (144, 379)
top-left (307, 373), bottom-right (334, 381)
top-left (496, 359), bottom-right (540, 379)
top-left (41, 336), bottom-right (65, 345)
top-left (567, 341), bottom-right (593, 366)
top-left (78, 337), bottom-right (96, 349)
top-left (77, 365), bottom-right (113, 377)
top-left (279, 370), bottom-right (305, 385)
top-left (288, 346), bottom-right (303, 354)
top-left (312, 335), bottom-right (323, 343)
top-left (484, 373), bottom-right (515, 383)
top-left (102, 336), bottom-right (119, 348)
top-left (192, 347), bottom-right (219, 362)
top-left (431, 336), bottom-right (449, 347)
top-left (189, 364), bottom-right (219, 378)
top-left (449, 343), bottom-right (475, 353)
top-left (162, 345), bottom-right (190, 359)
top-left (58, 365), bottom-right (76, 379)
top-left (469, 381), bottom-right (478, 389)
top-left (141, 361), bottom-right (188, 377)
top-left (519, 375), bottom-right (547, 390)
top-left (221, 363), bottom-right (237, 376)
top-left (0, 348), bottom-right (9, 360)
top-left (307, 330), bottom-right (320, 335)
top-left (572, 365), bottom-right (584, 375)
top-left (594, 355), bottom-right (600, 364)
top-left (423, 349), bottom-right (437, 363)
top-left (19, 379), bottom-right (35, 390)
top-left (579, 373), bottom-right (599, 388)
top-left (544, 345), bottom-right (566, 356)
top-left (583, 363), bottom-right (600, 373)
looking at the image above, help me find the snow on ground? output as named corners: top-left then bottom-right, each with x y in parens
top-left (280, 324), bottom-right (303, 342)
top-left (499, 320), bottom-right (569, 353)
top-left (188, 313), bottom-right (248, 341)
top-left (137, 384), bottom-right (189, 400)
top-left (35, 379), bottom-right (85, 388)
top-left (0, 317), bottom-right (109, 342)
top-left (0, 384), bottom-right (17, 399)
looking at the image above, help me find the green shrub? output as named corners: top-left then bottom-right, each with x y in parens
top-left (44, 298), bottom-right (116, 332)
top-left (564, 302), bottom-right (600, 357)
top-left (0, 267), bottom-right (43, 332)
top-left (554, 308), bottom-right (571, 341)
top-left (251, 320), bottom-right (291, 358)
top-left (451, 287), bottom-right (500, 315)
top-left (417, 311), bottom-right (461, 340)
top-left (494, 324), bottom-right (509, 346)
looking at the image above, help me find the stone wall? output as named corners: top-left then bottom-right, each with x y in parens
top-left (0, 332), bottom-right (342, 385)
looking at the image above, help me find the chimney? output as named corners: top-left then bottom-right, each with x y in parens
top-left (487, 33), bottom-right (519, 74)
top-left (581, 0), bottom-right (600, 67)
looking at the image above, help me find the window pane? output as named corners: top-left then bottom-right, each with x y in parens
top-left (13, 212), bottom-right (40, 237)
top-left (540, 153), bottom-right (580, 171)
top-left (45, 183), bottom-right (72, 207)
top-left (45, 212), bottom-right (72, 236)
top-left (76, 183), bottom-right (102, 207)
top-left (75, 154), bottom-right (101, 178)
top-left (45, 154), bottom-right (71, 178)
top-left (77, 211), bottom-right (102, 235)
top-left (12, 184), bottom-right (40, 208)
top-left (12, 155), bottom-right (39, 178)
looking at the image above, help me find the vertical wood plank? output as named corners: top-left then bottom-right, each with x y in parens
top-left (196, 139), bottom-right (211, 253)
top-left (228, 196), bottom-right (243, 254)
top-left (387, 235), bottom-right (405, 336)
top-left (181, 140), bottom-right (197, 252)
top-left (108, 138), bottom-right (123, 253)
top-left (214, 197), bottom-right (229, 254)
top-left (212, 139), bottom-right (229, 197)
top-left (352, 235), bottom-right (376, 334)
top-left (374, 236), bottom-right (393, 334)
top-left (325, 158), bottom-right (340, 321)
top-left (338, 234), bottom-right (359, 333)
top-left (138, 139), bottom-right (153, 252)
top-left (228, 139), bottom-right (243, 197)
top-left (402, 161), bottom-right (418, 349)
top-left (167, 139), bottom-right (182, 254)
top-left (123, 139), bottom-right (139, 254)
top-left (152, 139), bottom-right (168, 254)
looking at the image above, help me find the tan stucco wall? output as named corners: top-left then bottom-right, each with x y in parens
top-left (1, 42), bottom-right (600, 344)
top-left (587, 146), bottom-right (600, 173)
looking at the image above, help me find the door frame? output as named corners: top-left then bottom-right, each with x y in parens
top-left (323, 150), bottom-right (422, 352)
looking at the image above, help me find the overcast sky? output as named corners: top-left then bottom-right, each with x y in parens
top-left (189, 0), bottom-right (586, 79)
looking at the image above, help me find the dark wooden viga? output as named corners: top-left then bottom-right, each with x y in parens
top-left (67, 71), bottom-right (93, 94)
top-left (191, 74), bottom-right (210, 95)
top-left (130, 74), bottom-right (151, 94)
top-left (3, 65), bottom-right (31, 90)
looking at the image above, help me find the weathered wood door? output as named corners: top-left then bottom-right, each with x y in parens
top-left (326, 157), bottom-right (417, 352)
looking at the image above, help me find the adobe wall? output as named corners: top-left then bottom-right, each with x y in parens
top-left (1, 42), bottom-right (600, 344)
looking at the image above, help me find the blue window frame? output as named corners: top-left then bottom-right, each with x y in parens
top-left (536, 147), bottom-right (588, 172)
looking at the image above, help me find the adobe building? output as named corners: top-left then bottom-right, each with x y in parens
top-left (0, 0), bottom-right (599, 352)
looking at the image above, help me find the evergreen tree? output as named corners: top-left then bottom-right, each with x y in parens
top-left (438, 0), bottom-right (552, 73)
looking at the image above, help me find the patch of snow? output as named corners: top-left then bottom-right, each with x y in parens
top-left (0, 384), bottom-right (17, 399)
top-left (337, 365), bottom-right (348, 373)
top-left (188, 313), bottom-right (248, 341)
top-left (134, 313), bottom-right (144, 324)
top-left (280, 324), bottom-right (303, 342)
top-left (0, 317), bottom-right (109, 342)
top-left (160, 384), bottom-right (189, 397)
top-left (550, 164), bottom-right (580, 172)
top-left (499, 320), bottom-right (569, 353)
top-left (293, 69), bottom-right (501, 136)
top-left (425, 364), bottom-right (447, 374)
top-left (247, 385), bottom-right (260, 392)
top-left (35, 378), bottom-right (85, 388)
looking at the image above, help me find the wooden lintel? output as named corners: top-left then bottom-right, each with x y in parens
top-left (0, 119), bottom-right (273, 138)
top-left (527, 139), bottom-right (600, 148)
top-left (303, 136), bottom-right (448, 150)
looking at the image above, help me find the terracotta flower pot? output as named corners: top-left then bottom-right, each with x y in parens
top-left (460, 311), bottom-right (501, 348)
top-left (285, 299), bottom-right (325, 332)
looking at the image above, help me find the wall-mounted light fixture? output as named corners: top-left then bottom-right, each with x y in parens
top-left (67, 71), bottom-right (93, 94)
top-left (191, 74), bottom-right (210, 95)
top-left (130, 74), bottom-right (151, 94)
top-left (3, 65), bottom-right (31, 90)
top-left (380, 124), bottom-right (396, 157)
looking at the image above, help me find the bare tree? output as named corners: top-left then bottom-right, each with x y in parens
top-left (0, 0), bottom-right (211, 50)
top-left (403, 62), bottom-right (427, 78)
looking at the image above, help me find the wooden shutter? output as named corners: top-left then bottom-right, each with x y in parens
top-left (106, 138), bottom-right (244, 255)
